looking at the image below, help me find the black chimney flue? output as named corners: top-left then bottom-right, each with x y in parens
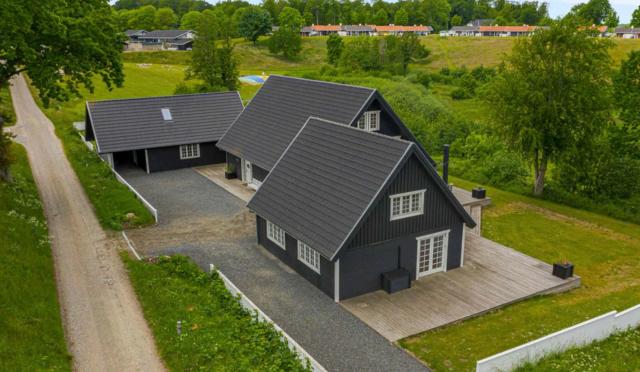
top-left (443, 144), bottom-right (450, 185)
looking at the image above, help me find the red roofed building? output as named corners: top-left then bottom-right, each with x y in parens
top-left (374, 25), bottom-right (433, 36)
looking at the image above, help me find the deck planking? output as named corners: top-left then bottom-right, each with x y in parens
top-left (194, 164), bottom-right (255, 202)
top-left (341, 233), bottom-right (581, 341)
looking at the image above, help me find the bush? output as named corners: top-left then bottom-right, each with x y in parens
top-left (451, 87), bottom-right (472, 100)
top-left (414, 72), bottom-right (431, 90)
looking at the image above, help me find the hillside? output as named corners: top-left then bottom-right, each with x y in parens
top-left (122, 35), bottom-right (640, 73)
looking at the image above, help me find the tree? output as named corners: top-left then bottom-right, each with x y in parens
top-left (393, 8), bottom-right (409, 26)
top-left (238, 7), bottom-right (272, 44)
top-left (0, 0), bottom-right (124, 107)
top-left (631, 5), bottom-right (640, 27)
top-left (0, 119), bottom-right (15, 182)
top-left (572, 0), bottom-right (615, 25)
top-left (614, 51), bottom-right (640, 130)
top-left (421, 0), bottom-right (451, 32)
top-left (450, 15), bottom-right (463, 26)
top-left (604, 10), bottom-right (618, 28)
top-left (180, 10), bottom-right (202, 29)
top-left (217, 14), bottom-right (239, 90)
top-left (483, 20), bottom-right (613, 195)
top-left (128, 5), bottom-right (156, 30)
top-left (189, 10), bottom-right (223, 89)
top-left (155, 7), bottom-right (178, 29)
top-left (326, 33), bottom-right (343, 65)
top-left (269, 7), bottom-right (303, 59)
top-left (372, 9), bottom-right (388, 25)
top-left (385, 33), bottom-right (429, 75)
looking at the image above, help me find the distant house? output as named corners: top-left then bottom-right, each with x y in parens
top-left (246, 117), bottom-right (475, 301)
top-left (615, 27), bottom-right (640, 39)
top-left (302, 24), bottom-right (342, 36)
top-left (468, 19), bottom-right (495, 27)
top-left (374, 25), bottom-right (433, 36)
top-left (125, 29), bottom-right (147, 41)
top-left (340, 24), bottom-right (375, 36)
top-left (216, 75), bottom-right (434, 189)
top-left (478, 25), bottom-right (545, 37)
top-left (137, 30), bottom-right (195, 50)
top-left (85, 93), bottom-right (243, 173)
top-left (449, 25), bottom-right (480, 36)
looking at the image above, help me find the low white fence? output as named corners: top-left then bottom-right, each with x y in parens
top-left (212, 264), bottom-right (326, 372)
top-left (477, 304), bottom-right (640, 372)
top-left (112, 170), bottom-right (158, 223)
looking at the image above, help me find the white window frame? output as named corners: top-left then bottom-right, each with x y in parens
top-left (416, 229), bottom-right (449, 278)
top-left (356, 110), bottom-right (381, 132)
top-left (179, 143), bottom-right (200, 160)
top-left (297, 241), bottom-right (321, 274)
top-left (266, 220), bottom-right (286, 250)
top-left (390, 190), bottom-right (425, 221)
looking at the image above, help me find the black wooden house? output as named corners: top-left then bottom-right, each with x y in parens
top-left (85, 92), bottom-right (243, 173)
top-left (247, 118), bottom-right (475, 301)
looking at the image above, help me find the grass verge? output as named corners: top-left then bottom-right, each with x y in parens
top-left (400, 175), bottom-right (640, 371)
top-left (517, 327), bottom-right (640, 371)
top-left (0, 144), bottom-right (71, 370)
top-left (122, 254), bottom-right (309, 371)
top-left (1, 83), bottom-right (16, 126)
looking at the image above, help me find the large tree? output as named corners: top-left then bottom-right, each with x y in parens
top-left (0, 0), bottom-right (124, 107)
top-left (421, 0), bottom-right (451, 32)
top-left (269, 7), bottom-right (303, 60)
top-left (127, 5), bottom-right (157, 30)
top-left (326, 33), bottom-right (343, 65)
top-left (180, 10), bottom-right (202, 30)
top-left (155, 7), bottom-right (178, 29)
top-left (238, 7), bottom-right (272, 44)
top-left (484, 20), bottom-right (613, 195)
top-left (614, 51), bottom-right (640, 131)
top-left (571, 0), bottom-right (615, 25)
top-left (632, 5), bottom-right (640, 27)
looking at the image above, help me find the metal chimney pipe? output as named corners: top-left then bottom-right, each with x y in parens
top-left (443, 144), bottom-right (450, 184)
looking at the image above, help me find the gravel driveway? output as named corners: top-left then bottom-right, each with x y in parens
top-left (9, 75), bottom-right (164, 371)
top-left (123, 168), bottom-right (428, 372)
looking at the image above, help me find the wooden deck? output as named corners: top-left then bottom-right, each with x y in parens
top-left (341, 233), bottom-right (581, 341)
top-left (194, 164), bottom-right (254, 202)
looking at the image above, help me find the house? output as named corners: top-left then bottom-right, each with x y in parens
top-left (478, 25), bottom-right (543, 37)
top-left (125, 29), bottom-right (147, 41)
top-left (374, 25), bottom-right (433, 36)
top-left (615, 27), bottom-right (640, 39)
top-left (468, 19), bottom-right (495, 27)
top-left (300, 24), bottom-right (342, 36)
top-left (449, 25), bottom-right (480, 36)
top-left (216, 75), bottom-right (434, 189)
top-left (137, 30), bottom-right (195, 50)
top-left (246, 117), bottom-right (475, 301)
top-left (340, 24), bottom-right (375, 36)
top-left (85, 92), bottom-right (243, 173)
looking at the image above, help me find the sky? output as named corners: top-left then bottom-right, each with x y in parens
top-left (546, 0), bottom-right (636, 23)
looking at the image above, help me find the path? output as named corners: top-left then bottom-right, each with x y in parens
top-left (8, 75), bottom-right (164, 371)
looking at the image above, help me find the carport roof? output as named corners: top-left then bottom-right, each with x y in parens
top-left (86, 92), bottom-right (244, 153)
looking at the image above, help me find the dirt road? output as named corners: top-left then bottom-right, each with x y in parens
top-left (8, 75), bottom-right (165, 372)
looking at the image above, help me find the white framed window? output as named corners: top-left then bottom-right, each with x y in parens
top-left (356, 111), bottom-right (380, 132)
top-left (161, 108), bottom-right (172, 121)
top-left (266, 220), bottom-right (286, 249)
top-left (179, 144), bottom-right (200, 159)
top-left (390, 190), bottom-right (425, 220)
top-left (297, 241), bottom-right (321, 274)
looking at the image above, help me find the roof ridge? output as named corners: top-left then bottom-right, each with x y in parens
top-left (88, 91), bottom-right (239, 104)
top-left (269, 75), bottom-right (376, 93)
top-left (306, 116), bottom-right (413, 146)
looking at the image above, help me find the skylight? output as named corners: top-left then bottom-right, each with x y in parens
top-left (161, 108), bottom-right (172, 121)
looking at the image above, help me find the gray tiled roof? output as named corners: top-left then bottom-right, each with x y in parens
top-left (139, 30), bottom-right (193, 39)
top-left (615, 28), bottom-right (640, 34)
top-left (125, 29), bottom-right (147, 36)
top-left (247, 118), bottom-right (412, 259)
top-left (343, 25), bottom-right (374, 32)
top-left (87, 92), bottom-right (243, 153)
top-left (450, 26), bottom-right (479, 32)
top-left (217, 75), bottom-right (375, 170)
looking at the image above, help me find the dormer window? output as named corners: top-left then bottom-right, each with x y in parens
top-left (161, 108), bottom-right (172, 121)
top-left (356, 111), bottom-right (380, 132)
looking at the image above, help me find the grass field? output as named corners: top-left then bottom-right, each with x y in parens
top-left (516, 326), bottom-right (640, 371)
top-left (0, 83), bottom-right (15, 126)
top-left (0, 144), bottom-right (71, 370)
top-left (123, 254), bottom-right (309, 371)
top-left (399, 175), bottom-right (640, 371)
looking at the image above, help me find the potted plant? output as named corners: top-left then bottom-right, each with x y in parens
top-left (552, 259), bottom-right (574, 279)
top-left (224, 163), bottom-right (236, 180)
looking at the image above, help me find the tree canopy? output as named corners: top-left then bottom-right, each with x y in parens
top-left (237, 7), bottom-right (272, 44)
top-left (484, 20), bottom-right (614, 195)
top-left (632, 5), bottom-right (640, 27)
top-left (0, 0), bottom-right (124, 106)
top-left (269, 7), bottom-right (303, 60)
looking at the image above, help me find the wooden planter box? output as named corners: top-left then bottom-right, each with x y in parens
top-left (552, 263), bottom-right (574, 279)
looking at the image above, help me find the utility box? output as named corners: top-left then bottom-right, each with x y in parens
top-left (381, 268), bottom-right (411, 294)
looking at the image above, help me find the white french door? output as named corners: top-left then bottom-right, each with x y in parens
top-left (416, 230), bottom-right (449, 278)
top-left (242, 159), bottom-right (253, 183)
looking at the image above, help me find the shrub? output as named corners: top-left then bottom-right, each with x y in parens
top-left (415, 72), bottom-right (431, 90)
top-left (451, 87), bottom-right (472, 100)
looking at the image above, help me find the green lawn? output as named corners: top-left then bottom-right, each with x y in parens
top-left (1, 83), bottom-right (16, 126)
top-left (123, 254), bottom-right (309, 371)
top-left (0, 144), bottom-right (71, 370)
top-left (517, 327), bottom-right (640, 371)
top-left (400, 175), bottom-right (640, 371)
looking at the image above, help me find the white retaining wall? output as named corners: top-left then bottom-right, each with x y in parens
top-left (112, 170), bottom-right (158, 223)
top-left (212, 265), bottom-right (326, 372)
top-left (477, 304), bottom-right (640, 372)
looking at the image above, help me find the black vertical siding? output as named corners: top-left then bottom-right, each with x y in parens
top-left (226, 153), bottom-right (242, 179)
top-left (352, 99), bottom-right (402, 137)
top-left (346, 154), bottom-right (463, 249)
top-left (256, 215), bottom-right (334, 298)
top-left (251, 164), bottom-right (270, 182)
top-left (147, 141), bottom-right (225, 172)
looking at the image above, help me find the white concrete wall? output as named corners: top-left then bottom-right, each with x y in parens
top-left (477, 304), bottom-right (640, 372)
